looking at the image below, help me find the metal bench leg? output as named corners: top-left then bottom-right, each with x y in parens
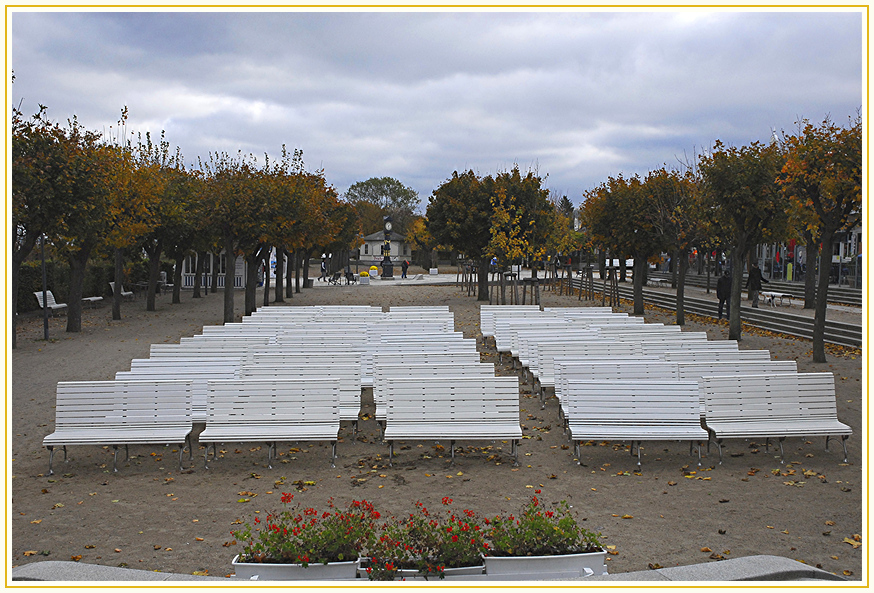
top-left (112, 445), bottom-right (120, 472)
top-left (330, 441), bottom-right (337, 468)
top-left (840, 436), bottom-right (849, 463)
top-left (694, 442), bottom-right (702, 466)
top-left (512, 440), bottom-right (519, 467)
top-left (778, 438), bottom-right (785, 464)
top-left (715, 440), bottom-right (724, 465)
top-left (635, 441), bottom-right (642, 469)
top-left (267, 442), bottom-right (275, 469)
top-left (450, 440), bottom-right (456, 465)
top-left (388, 441), bottom-right (394, 467)
top-left (204, 443), bottom-right (215, 470)
top-left (47, 446), bottom-right (56, 476)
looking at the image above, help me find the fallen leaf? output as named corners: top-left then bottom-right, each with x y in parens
top-left (30, 519), bottom-right (42, 524)
top-left (622, 514), bottom-right (633, 519)
top-left (701, 547), bottom-right (713, 553)
top-left (23, 551), bottom-right (38, 556)
top-left (843, 537), bottom-right (862, 549)
top-left (195, 537), bottom-right (204, 542)
top-left (70, 555), bottom-right (82, 562)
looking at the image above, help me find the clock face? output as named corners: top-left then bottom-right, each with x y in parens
top-left (385, 221), bottom-right (392, 231)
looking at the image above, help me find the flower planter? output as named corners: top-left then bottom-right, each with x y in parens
top-left (357, 563), bottom-right (485, 580)
top-left (232, 555), bottom-right (359, 580)
top-left (482, 550), bottom-right (607, 578)
top-left (360, 276), bottom-right (369, 285)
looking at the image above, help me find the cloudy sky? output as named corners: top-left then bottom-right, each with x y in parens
top-left (8, 7), bottom-right (865, 209)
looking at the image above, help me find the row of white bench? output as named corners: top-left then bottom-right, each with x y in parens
top-left (483, 304), bottom-right (852, 468)
top-left (45, 305), bottom-right (524, 472)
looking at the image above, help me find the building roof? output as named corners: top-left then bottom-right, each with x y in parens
top-left (362, 230), bottom-right (407, 241)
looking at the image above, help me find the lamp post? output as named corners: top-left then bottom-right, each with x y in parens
top-left (40, 234), bottom-right (49, 341)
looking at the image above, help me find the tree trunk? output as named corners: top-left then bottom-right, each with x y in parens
top-left (803, 230), bottom-right (817, 309)
top-left (210, 252), bottom-right (219, 294)
top-left (192, 251), bottom-right (206, 298)
top-left (172, 253), bottom-right (184, 304)
top-left (263, 249), bottom-right (271, 308)
top-left (728, 237), bottom-right (749, 341)
top-left (284, 249), bottom-right (293, 299)
top-left (477, 256), bottom-right (490, 301)
top-left (632, 256), bottom-right (645, 315)
top-left (112, 248), bottom-right (124, 320)
top-left (274, 249), bottom-right (285, 303)
top-left (294, 249), bottom-right (301, 294)
top-left (301, 249), bottom-right (311, 290)
top-left (812, 229), bottom-right (835, 363)
top-left (223, 238), bottom-right (235, 323)
top-left (65, 247), bottom-right (92, 333)
top-left (11, 234), bottom-right (38, 349)
top-left (143, 240), bottom-right (163, 312)
top-left (676, 249), bottom-right (688, 326)
top-left (245, 253), bottom-right (259, 316)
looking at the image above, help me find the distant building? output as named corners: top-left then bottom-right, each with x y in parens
top-left (358, 230), bottom-right (411, 265)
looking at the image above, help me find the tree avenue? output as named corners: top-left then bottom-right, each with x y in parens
top-left (12, 99), bottom-right (859, 362)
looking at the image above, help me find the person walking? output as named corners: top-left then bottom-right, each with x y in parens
top-left (745, 261), bottom-right (768, 308)
top-left (401, 260), bottom-right (409, 279)
top-left (319, 257), bottom-right (327, 282)
top-left (716, 270), bottom-right (731, 320)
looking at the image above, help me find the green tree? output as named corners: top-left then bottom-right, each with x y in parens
top-left (699, 140), bottom-right (787, 340)
top-left (779, 115), bottom-right (862, 362)
top-left (345, 176), bottom-right (420, 235)
top-left (427, 170), bottom-right (493, 300)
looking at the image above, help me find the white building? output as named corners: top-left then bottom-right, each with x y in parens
top-left (358, 231), bottom-right (411, 266)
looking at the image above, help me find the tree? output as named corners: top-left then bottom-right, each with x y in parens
top-left (699, 140), bottom-right (787, 340)
top-left (779, 115), bottom-right (862, 362)
top-left (49, 118), bottom-right (116, 333)
top-left (427, 170), bottom-right (493, 300)
top-left (11, 105), bottom-right (76, 347)
top-left (556, 194), bottom-right (575, 230)
top-left (645, 167), bottom-right (707, 325)
top-left (345, 176), bottom-right (420, 235)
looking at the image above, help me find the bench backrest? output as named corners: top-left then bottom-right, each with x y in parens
top-left (54, 379), bottom-right (192, 429)
top-left (700, 372), bottom-right (840, 423)
top-left (374, 363), bottom-right (496, 411)
top-left (677, 360), bottom-right (797, 380)
top-left (565, 379), bottom-right (701, 425)
top-left (384, 376), bottom-right (520, 424)
top-left (480, 307), bottom-right (543, 338)
top-left (662, 350), bottom-right (771, 362)
top-left (533, 341), bottom-right (643, 379)
top-left (34, 291), bottom-right (62, 308)
top-left (206, 378), bottom-right (340, 426)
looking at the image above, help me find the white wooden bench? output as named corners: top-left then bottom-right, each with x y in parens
top-left (565, 379), bottom-right (708, 469)
top-left (372, 361), bottom-right (495, 434)
top-left (383, 375), bottom-right (522, 466)
top-left (760, 291), bottom-right (794, 307)
top-left (109, 282), bottom-right (135, 301)
top-left (554, 360), bottom-right (674, 421)
top-left (200, 378), bottom-right (341, 469)
top-left (239, 361), bottom-right (362, 429)
top-left (700, 372), bottom-right (852, 464)
top-left (42, 379), bottom-right (194, 474)
top-left (118, 358), bottom-right (241, 423)
top-left (34, 291), bottom-right (67, 316)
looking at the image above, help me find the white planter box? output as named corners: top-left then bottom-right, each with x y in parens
top-left (232, 555), bottom-right (359, 580)
top-left (430, 268), bottom-right (439, 275)
top-left (482, 550), bottom-right (607, 578)
top-left (360, 276), bottom-right (370, 285)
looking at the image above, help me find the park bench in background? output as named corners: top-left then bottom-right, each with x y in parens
top-left (33, 291), bottom-right (67, 316)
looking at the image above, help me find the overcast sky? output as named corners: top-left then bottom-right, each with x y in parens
top-left (8, 8), bottom-right (865, 210)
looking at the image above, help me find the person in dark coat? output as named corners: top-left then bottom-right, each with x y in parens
top-left (401, 260), bottom-right (409, 278)
top-left (716, 270), bottom-right (732, 320)
top-left (745, 261), bottom-right (768, 308)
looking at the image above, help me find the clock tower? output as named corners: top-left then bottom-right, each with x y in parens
top-left (381, 216), bottom-right (394, 278)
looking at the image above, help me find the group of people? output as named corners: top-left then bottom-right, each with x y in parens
top-left (716, 262), bottom-right (769, 319)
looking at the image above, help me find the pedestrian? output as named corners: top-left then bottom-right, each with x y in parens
top-left (401, 259), bottom-right (409, 279)
top-left (716, 270), bottom-right (731, 320)
top-left (745, 261), bottom-right (768, 308)
top-left (319, 258), bottom-right (327, 282)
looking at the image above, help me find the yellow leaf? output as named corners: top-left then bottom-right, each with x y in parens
top-left (701, 547), bottom-right (712, 553)
top-left (23, 551), bottom-right (38, 556)
top-left (195, 537), bottom-right (204, 542)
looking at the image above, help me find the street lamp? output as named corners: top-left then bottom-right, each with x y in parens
top-left (381, 216), bottom-right (394, 278)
